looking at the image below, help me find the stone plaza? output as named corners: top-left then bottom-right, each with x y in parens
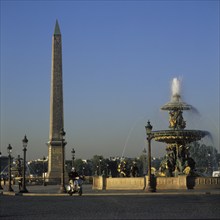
top-left (1, 184), bottom-right (220, 219)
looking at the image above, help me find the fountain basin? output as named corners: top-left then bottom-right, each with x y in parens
top-left (152, 130), bottom-right (209, 144)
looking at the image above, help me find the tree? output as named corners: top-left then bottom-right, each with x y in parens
top-left (91, 155), bottom-right (104, 175)
top-left (189, 142), bottom-right (218, 175)
top-left (72, 159), bottom-right (84, 175)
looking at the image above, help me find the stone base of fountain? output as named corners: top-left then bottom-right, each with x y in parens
top-left (93, 176), bottom-right (220, 191)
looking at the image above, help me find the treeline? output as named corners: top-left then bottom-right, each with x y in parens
top-left (25, 143), bottom-right (219, 177)
top-left (66, 154), bottom-right (162, 177)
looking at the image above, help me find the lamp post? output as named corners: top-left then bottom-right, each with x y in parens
top-left (0, 152), bottom-right (3, 190)
top-left (142, 148), bottom-right (147, 176)
top-left (20, 135), bottom-right (28, 193)
top-left (43, 156), bottom-right (46, 186)
top-left (95, 166), bottom-right (98, 176)
top-left (7, 144), bottom-right (14, 192)
top-left (71, 148), bottom-right (75, 167)
top-left (59, 128), bottom-right (66, 193)
top-left (106, 163), bottom-right (109, 177)
top-left (16, 155), bottom-right (22, 190)
top-left (82, 166), bottom-right (85, 176)
top-left (99, 159), bottom-right (102, 176)
top-left (145, 120), bottom-right (156, 192)
top-left (16, 155), bottom-right (22, 177)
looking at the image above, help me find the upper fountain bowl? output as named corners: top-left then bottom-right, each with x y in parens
top-left (161, 94), bottom-right (192, 111)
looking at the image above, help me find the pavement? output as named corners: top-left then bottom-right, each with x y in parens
top-left (1, 184), bottom-right (220, 196)
top-left (1, 184), bottom-right (220, 219)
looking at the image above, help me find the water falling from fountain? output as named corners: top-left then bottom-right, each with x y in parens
top-left (121, 115), bottom-right (148, 158)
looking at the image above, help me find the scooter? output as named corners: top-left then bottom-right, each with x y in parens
top-left (66, 176), bottom-right (83, 196)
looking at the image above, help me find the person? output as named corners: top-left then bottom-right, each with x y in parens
top-left (130, 162), bottom-right (138, 177)
top-left (18, 177), bottom-right (22, 190)
top-left (68, 167), bottom-right (79, 191)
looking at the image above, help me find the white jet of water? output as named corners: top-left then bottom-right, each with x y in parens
top-left (171, 77), bottom-right (181, 97)
top-left (171, 77), bottom-right (182, 102)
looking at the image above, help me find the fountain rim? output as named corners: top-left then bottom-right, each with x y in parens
top-left (160, 101), bottom-right (192, 111)
top-left (151, 129), bottom-right (209, 133)
top-left (150, 129), bottom-right (210, 144)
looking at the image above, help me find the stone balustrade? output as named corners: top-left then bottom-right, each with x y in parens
top-left (93, 175), bottom-right (220, 191)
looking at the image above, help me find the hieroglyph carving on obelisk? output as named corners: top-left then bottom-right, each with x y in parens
top-left (47, 20), bottom-right (66, 182)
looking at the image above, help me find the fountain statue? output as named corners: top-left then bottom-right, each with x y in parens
top-left (153, 77), bottom-right (209, 177)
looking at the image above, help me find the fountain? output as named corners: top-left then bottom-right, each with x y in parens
top-left (93, 77), bottom-right (220, 191)
top-left (152, 77), bottom-right (209, 177)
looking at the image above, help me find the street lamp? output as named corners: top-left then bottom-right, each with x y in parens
top-left (59, 128), bottom-right (66, 193)
top-left (95, 166), bottom-right (98, 176)
top-left (106, 164), bottom-right (109, 177)
top-left (82, 166), bottom-right (85, 176)
top-left (43, 156), bottom-right (46, 186)
top-left (16, 155), bottom-right (22, 177)
top-left (142, 148), bottom-right (147, 176)
top-left (145, 120), bottom-right (156, 192)
top-left (20, 135), bottom-right (29, 193)
top-left (7, 144), bottom-right (14, 192)
top-left (99, 159), bottom-right (102, 176)
top-left (71, 148), bottom-right (75, 167)
top-left (0, 152), bottom-right (3, 190)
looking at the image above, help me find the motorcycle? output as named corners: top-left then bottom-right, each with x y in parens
top-left (66, 176), bottom-right (83, 196)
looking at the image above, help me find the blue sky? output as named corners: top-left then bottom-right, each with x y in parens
top-left (1, 0), bottom-right (219, 160)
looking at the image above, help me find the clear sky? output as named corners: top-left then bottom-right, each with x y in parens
top-left (1, 0), bottom-right (219, 161)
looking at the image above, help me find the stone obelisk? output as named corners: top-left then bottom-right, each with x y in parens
top-left (47, 20), bottom-right (66, 183)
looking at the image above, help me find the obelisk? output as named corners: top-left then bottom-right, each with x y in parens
top-left (47, 20), bottom-right (66, 183)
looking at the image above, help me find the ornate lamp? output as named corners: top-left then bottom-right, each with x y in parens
top-left (145, 121), bottom-right (156, 192)
top-left (71, 148), bottom-right (75, 167)
top-left (59, 128), bottom-right (66, 193)
top-left (20, 135), bottom-right (29, 193)
top-left (7, 144), bottom-right (14, 192)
